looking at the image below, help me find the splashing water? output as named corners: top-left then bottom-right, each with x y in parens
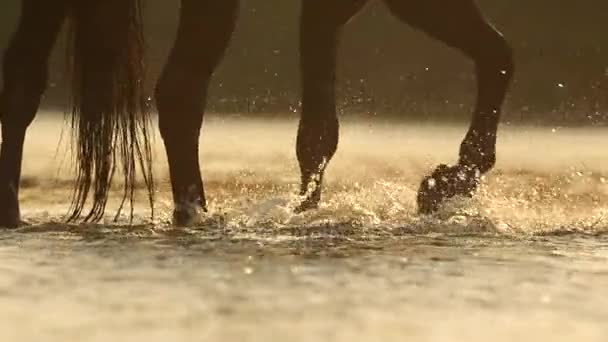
top-left (19, 113), bottom-right (608, 235)
top-left (2, 113), bottom-right (607, 341)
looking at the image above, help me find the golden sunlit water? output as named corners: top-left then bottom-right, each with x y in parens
top-left (2, 112), bottom-right (607, 341)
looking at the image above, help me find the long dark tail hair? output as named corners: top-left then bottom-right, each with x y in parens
top-left (65, 0), bottom-right (154, 222)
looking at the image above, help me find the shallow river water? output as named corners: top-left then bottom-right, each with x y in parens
top-left (1, 114), bottom-right (607, 341)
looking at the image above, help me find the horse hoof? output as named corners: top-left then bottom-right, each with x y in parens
top-left (417, 164), bottom-right (479, 215)
top-left (294, 199), bottom-right (319, 214)
top-left (0, 185), bottom-right (21, 229)
top-left (172, 205), bottom-right (205, 227)
top-left (0, 212), bottom-right (23, 229)
top-left (0, 219), bottom-right (22, 229)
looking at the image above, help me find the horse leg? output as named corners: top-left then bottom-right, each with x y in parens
top-left (156, 0), bottom-right (239, 225)
top-left (295, 0), bottom-right (369, 213)
top-left (0, 1), bottom-right (68, 228)
top-left (383, 0), bottom-right (514, 214)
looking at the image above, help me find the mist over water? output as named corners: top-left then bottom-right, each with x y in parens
top-left (2, 112), bottom-right (608, 341)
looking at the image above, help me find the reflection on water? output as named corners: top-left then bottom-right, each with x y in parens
top-left (2, 114), bottom-right (608, 341)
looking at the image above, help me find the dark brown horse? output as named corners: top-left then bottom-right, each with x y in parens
top-left (0, 0), bottom-right (513, 228)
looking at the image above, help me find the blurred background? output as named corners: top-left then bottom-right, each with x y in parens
top-left (1, 0), bottom-right (607, 125)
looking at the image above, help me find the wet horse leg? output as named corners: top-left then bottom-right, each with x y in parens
top-left (0, 1), bottom-right (68, 228)
top-left (296, 0), bottom-right (369, 212)
top-left (383, 0), bottom-right (514, 214)
top-left (156, 0), bottom-right (239, 225)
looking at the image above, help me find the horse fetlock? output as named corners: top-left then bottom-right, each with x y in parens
top-left (459, 151), bottom-right (495, 174)
top-left (459, 137), bottom-right (496, 174)
top-left (300, 173), bottom-right (322, 198)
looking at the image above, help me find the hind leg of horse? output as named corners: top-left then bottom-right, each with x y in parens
top-left (384, 0), bottom-right (514, 214)
top-left (0, 1), bottom-right (67, 228)
top-left (156, 0), bottom-right (238, 225)
top-left (295, 0), bottom-right (369, 212)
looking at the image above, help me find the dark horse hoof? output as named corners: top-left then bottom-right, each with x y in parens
top-left (0, 215), bottom-right (22, 229)
top-left (294, 198), bottom-right (319, 214)
top-left (172, 204), bottom-right (205, 227)
top-left (0, 185), bottom-right (22, 229)
top-left (417, 164), bottom-right (480, 215)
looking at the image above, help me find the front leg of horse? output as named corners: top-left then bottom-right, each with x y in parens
top-left (0, 139), bottom-right (22, 228)
top-left (417, 59), bottom-right (513, 213)
top-left (400, 2), bottom-right (514, 214)
top-left (295, 0), bottom-right (368, 213)
top-left (0, 90), bottom-right (41, 228)
top-left (417, 44), bottom-right (513, 214)
top-left (0, 105), bottom-right (23, 228)
top-left (0, 82), bottom-right (42, 228)
top-left (295, 117), bottom-right (339, 213)
top-left (0, 1), bottom-right (66, 228)
top-left (156, 0), bottom-right (238, 226)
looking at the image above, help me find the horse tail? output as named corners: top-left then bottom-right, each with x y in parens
top-left (65, 0), bottom-right (154, 222)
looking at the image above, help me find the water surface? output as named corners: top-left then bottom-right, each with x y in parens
top-left (2, 114), bottom-right (607, 341)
